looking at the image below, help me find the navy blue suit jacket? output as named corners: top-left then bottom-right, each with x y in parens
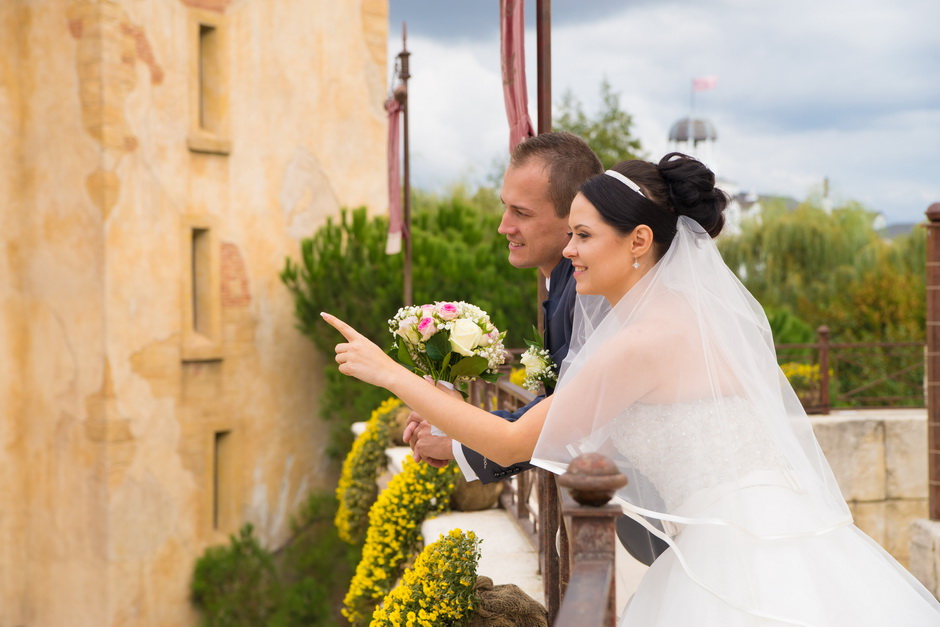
top-left (460, 258), bottom-right (576, 481)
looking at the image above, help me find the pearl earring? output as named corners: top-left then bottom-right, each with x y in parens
top-left (632, 256), bottom-right (640, 269)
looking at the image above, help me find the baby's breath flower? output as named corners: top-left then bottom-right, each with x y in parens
top-left (520, 345), bottom-right (557, 392)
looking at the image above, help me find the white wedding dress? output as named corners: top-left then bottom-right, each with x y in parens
top-left (612, 398), bottom-right (940, 626)
top-left (532, 218), bottom-right (940, 626)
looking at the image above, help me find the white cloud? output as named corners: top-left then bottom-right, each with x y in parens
top-left (388, 0), bottom-right (940, 223)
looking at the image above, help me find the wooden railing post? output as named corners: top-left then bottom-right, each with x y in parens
top-left (554, 453), bottom-right (626, 627)
top-left (924, 203), bottom-right (940, 520)
top-left (817, 325), bottom-right (831, 414)
top-left (538, 469), bottom-right (562, 621)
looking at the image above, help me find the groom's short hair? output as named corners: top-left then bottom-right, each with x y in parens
top-left (509, 132), bottom-right (603, 218)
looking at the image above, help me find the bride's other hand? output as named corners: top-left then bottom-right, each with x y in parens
top-left (321, 312), bottom-right (401, 389)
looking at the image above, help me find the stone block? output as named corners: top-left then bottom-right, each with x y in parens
top-left (909, 518), bottom-right (940, 598)
top-left (849, 500), bottom-right (886, 547)
top-left (812, 416), bottom-right (885, 501)
top-left (885, 416), bottom-right (928, 499)
top-left (885, 499), bottom-right (929, 565)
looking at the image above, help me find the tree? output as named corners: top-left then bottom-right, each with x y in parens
top-left (554, 78), bottom-right (645, 168)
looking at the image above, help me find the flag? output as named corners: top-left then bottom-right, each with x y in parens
top-left (385, 96), bottom-right (403, 255)
top-left (500, 0), bottom-right (534, 152)
top-left (692, 75), bottom-right (718, 92)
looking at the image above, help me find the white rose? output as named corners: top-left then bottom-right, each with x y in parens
top-left (397, 316), bottom-right (421, 344)
top-left (449, 318), bottom-right (483, 356)
top-left (520, 350), bottom-right (543, 370)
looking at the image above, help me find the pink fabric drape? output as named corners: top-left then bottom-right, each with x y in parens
top-left (385, 96), bottom-right (403, 255)
top-left (500, 0), bottom-right (534, 153)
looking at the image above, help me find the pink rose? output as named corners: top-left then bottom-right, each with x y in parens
top-left (417, 316), bottom-right (437, 341)
top-left (437, 302), bottom-right (459, 321)
top-left (421, 304), bottom-right (436, 315)
top-left (478, 329), bottom-right (499, 347)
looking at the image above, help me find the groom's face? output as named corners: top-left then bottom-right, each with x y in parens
top-left (498, 161), bottom-right (570, 276)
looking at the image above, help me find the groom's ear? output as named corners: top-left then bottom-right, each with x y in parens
top-left (630, 225), bottom-right (654, 257)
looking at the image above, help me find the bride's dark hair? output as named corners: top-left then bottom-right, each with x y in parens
top-left (579, 152), bottom-right (728, 259)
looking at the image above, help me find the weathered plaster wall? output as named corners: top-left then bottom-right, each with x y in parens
top-left (1, 0), bottom-right (388, 624)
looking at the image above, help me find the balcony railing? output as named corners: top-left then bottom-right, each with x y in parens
top-left (776, 326), bottom-right (925, 414)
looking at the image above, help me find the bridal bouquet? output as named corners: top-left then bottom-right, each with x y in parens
top-left (388, 301), bottom-right (507, 385)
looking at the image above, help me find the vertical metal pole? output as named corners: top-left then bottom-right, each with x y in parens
top-left (536, 0), bottom-right (551, 136)
top-left (535, 0), bottom-right (551, 330)
top-left (817, 325), bottom-right (831, 414)
top-left (925, 203), bottom-right (940, 520)
top-left (399, 24), bottom-right (413, 306)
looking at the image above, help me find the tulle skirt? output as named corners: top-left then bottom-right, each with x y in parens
top-left (619, 488), bottom-right (940, 626)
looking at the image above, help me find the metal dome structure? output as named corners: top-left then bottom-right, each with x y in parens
top-left (668, 117), bottom-right (718, 144)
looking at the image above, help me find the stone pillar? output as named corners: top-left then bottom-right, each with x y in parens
top-left (911, 203), bottom-right (940, 599)
top-left (924, 203), bottom-right (940, 520)
top-left (555, 453), bottom-right (626, 627)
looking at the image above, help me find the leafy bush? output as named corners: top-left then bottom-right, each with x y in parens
top-left (335, 397), bottom-right (402, 544)
top-left (343, 456), bottom-right (460, 625)
top-left (372, 529), bottom-right (482, 626)
top-left (281, 189), bottom-right (537, 456)
top-left (191, 494), bottom-right (359, 627)
top-left (191, 524), bottom-right (280, 626)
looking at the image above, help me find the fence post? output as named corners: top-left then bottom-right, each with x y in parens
top-left (924, 203), bottom-right (940, 520)
top-left (554, 453), bottom-right (626, 627)
top-left (817, 325), bottom-right (831, 414)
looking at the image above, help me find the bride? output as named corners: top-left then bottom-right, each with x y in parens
top-left (322, 153), bottom-right (940, 625)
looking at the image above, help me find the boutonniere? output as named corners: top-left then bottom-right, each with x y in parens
top-left (519, 326), bottom-right (557, 392)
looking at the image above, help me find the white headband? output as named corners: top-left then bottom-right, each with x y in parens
top-left (605, 169), bottom-right (645, 197)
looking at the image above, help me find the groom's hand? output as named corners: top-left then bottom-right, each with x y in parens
top-left (408, 418), bottom-right (455, 468)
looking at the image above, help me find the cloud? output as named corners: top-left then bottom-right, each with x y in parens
top-left (387, 0), bottom-right (940, 223)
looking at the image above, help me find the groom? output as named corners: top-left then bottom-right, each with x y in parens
top-left (404, 132), bottom-right (667, 565)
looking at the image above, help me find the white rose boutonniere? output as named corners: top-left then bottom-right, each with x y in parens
top-left (520, 327), bottom-right (557, 392)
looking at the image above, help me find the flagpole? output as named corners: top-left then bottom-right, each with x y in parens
top-left (536, 0), bottom-right (551, 333)
top-left (398, 24), bottom-right (412, 307)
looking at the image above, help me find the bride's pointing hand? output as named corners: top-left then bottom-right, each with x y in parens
top-left (321, 312), bottom-right (402, 390)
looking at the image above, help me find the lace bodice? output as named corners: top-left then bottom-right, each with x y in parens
top-left (610, 397), bottom-right (791, 512)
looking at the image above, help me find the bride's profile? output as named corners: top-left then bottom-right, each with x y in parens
top-left (323, 152), bottom-right (940, 625)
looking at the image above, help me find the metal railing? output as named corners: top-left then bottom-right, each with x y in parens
top-left (467, 377), bottom-right (616, 624)
top-left (776, 325), bottom-right (925, 414)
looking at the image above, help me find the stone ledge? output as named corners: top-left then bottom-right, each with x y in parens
top-left (910, 518), bottom-right (940, 599)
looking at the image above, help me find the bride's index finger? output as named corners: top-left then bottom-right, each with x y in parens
top-left (320, 312), bottom-right (359, 341)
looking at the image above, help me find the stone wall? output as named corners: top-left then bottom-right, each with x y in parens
top-left (811, 409), bottom-right (928, 566)
top-left (0, 1), bottom-right (388, 625)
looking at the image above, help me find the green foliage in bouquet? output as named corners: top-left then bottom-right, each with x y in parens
top-left (335, 397), bottom-right (402, 545)
top-left (280, 189), bottom-right (536, 456)
top-left (342, 456), bottom-right (461, 626)
top-left (371, 529), bottom-right (482, 627)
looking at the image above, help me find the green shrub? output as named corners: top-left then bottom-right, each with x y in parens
top-left (191, 524), bottom-right (280, 627)
top-left (281, 189), bottom-right (536, 456)
top-left (191, 494), bottom-right (359, 627)
top-left (335, 397), bottom-right (402, 544)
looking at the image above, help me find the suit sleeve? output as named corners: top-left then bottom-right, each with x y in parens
top-left (458, 394), bottom-right (544, 484)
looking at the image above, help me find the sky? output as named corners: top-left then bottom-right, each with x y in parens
top-left (387, 0), bottom-right (940, 226)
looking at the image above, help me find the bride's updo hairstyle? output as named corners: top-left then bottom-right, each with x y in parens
top-left (579, 152), bottom-right (728, 260)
